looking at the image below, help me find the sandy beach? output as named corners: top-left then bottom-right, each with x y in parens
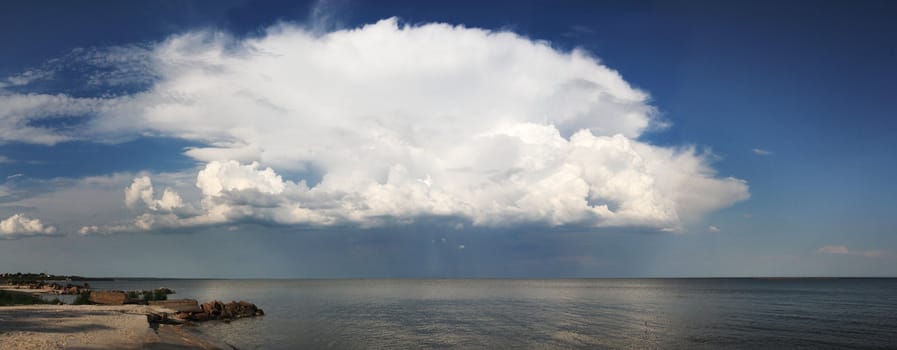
top-left (0, 286), bottom-right (56, 294)
top-left (0, 304), bottom-right (222, 349)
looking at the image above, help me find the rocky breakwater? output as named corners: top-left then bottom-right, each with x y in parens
top-left (147, 299), bottom-right (264, 324)
top-left (198, 300), bottom-right (265, 321)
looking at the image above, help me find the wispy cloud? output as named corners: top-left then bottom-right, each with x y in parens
top-left (6, 173), bottom-right (24, 180)
top-left (862, 250), bottom-right (884, 258)
top-left (561, 25), bottom-right (596, 38)
top-left (0, 68), bottom-right (55, 89)
top-left (752, 148), bottom-right (773, 156)
top-left (708, 225), bottom-right (720, 233)
top-left (817, 245), bottom-right (884, 258)
top-left (817, 245), bottom-right (849, 254)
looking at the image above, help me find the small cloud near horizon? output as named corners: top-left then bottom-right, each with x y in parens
top-left (752, 148), bottom-right (773, 156)
top-left (818, 245), bottom-right (849, 254)
top-left (862, 251), bottom-right (884, 258)
top-left (0, 213), bottom-right (58, 239)
top-left (817, 245), bottom-right (883, 258)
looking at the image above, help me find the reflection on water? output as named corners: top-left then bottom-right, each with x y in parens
top-left (86, 279), bottom-right (897, 349)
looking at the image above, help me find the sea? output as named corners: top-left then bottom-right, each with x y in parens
top-left (80, 278), bottom-right (897, 349)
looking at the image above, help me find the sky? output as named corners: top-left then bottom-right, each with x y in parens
top-left (1, 0), bottom-right (895, 278)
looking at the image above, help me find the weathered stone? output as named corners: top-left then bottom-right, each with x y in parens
top-left (146, 312), bottom-right (184, 325)
top-left (154, 287), bottom-right (174, 295)
top-left (89, 291), bottom-right (129, 305)
top-left (223, 303), bottom-right (236, 318)
top-left (191, 300), bottom-right (264, 321)
top-left (148, 299), bottom-right (203, 313)
top-left (146, 313), bottom-right (164, 323)
top-left (201, 301), bottom-right (222, 316)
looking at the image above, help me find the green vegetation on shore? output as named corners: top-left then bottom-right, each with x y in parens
top-left (72, 291), bottom-right (91, 305)
top-left (1, 272), bottom-right (113, 283)
top-left (0, 290), bottom-right (59, 306)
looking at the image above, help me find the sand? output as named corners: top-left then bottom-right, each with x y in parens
top-left (0, 305), bottom-right (222, 349)
top-left (0, 286), bottom-right (56, 294)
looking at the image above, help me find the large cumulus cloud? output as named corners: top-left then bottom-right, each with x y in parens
top-left (2, 18), bottom-right (748, 233)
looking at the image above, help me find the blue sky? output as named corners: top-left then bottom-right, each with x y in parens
top-left (0, 0), bottom-right (895, 277)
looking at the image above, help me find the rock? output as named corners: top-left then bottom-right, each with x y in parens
top-left (223, 303), bottom-right (236, 318)
top-left (146, 313), bottom-right (164, 323)
top-left (154, 287), bottom-right (174, 295)
top-left (190, 300), bottom-right (264, 321)
top-left (89, 291), bottom-right (130, 305)
top-left (148, 299), bottom-right (203, 313)
top-left (201, 301), bottom-right (222, 317)
top-left (146, 312), bottom-right (184, 325)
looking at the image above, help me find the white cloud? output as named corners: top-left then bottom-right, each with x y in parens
top-left (752, 148), bottom-right (773, 156)
top-left (0, 171), bottom-right (196, 236)
top-left (817, 245), bottom-right (883, 258)
top-left (124, 176), bottom-right (184, 212)
top-left (0, 93), bottom-right (106, 145)
top-left (104, 148), bottom-right (747, 232)
top-left (0, 214), bottom-right (57, 239)
top-left (196, 161), bottom-right (285, 197)
top-left (124, 176), bottom-right (154, 209)
top-left (0, 69), bottom-right (55, 89)
top-left (156, 189), bottom-right (185, 211)
top-left (78, 225), bottom-right (100, 235)
top-left (5, 19), bottom-right (750, 232)
top-left (708, 225), bottom-right (720, 233)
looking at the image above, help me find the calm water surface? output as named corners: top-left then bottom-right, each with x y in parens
top-left (86, 279), bottom-right (897, 349)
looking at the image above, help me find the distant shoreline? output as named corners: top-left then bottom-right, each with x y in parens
top-left (5, 272), bottom-right (896, 281)
top-left (20, 276), bottom-right (897, 280)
